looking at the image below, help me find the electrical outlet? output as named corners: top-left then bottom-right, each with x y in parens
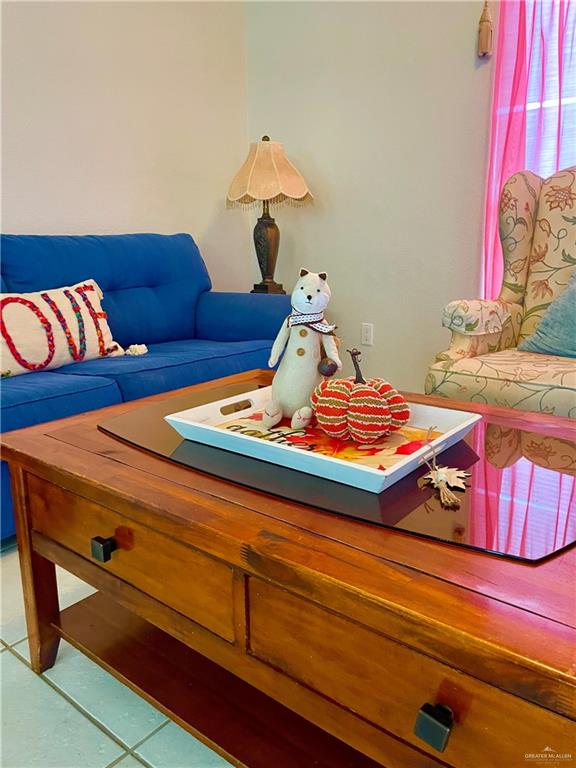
top-left (361, 322), bottom-right (374, 346)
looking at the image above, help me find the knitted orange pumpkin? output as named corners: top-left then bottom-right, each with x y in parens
top-left (311, 349), bottom-right (410, 443)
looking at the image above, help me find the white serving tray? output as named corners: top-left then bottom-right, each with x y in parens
top-left (165, 386), bottom-right (481, 494)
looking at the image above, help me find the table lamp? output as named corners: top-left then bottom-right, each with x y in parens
top-left (227, 136), bottom-right (313, 294)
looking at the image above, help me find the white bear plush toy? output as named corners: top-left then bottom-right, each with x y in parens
top-left (264, 268), bottom-right (342, 429)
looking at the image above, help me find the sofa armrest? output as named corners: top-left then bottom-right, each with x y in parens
top-left (195, 291), bottom-right (291, 342)
top-left (436, 299), bottom-right (523, 362)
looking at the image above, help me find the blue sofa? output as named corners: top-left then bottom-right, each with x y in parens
top-left (1, 233), bottom-right (290, 539)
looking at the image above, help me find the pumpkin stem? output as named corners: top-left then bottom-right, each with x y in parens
top-left (347, 348), bottom-right (366, 384)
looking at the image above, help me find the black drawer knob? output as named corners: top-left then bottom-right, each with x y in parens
top-left (414, 703), bottom-right (454, 752)
top-left (90, 536), bottom-right (118, 563)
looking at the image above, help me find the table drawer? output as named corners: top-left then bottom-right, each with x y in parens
top-left (27, 474), bottom-right (235, 642)
top-left (248, 579), bottom-right (573, 766)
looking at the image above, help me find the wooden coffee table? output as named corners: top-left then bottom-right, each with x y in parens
top-left (3, 371), bottom-right (575, 768)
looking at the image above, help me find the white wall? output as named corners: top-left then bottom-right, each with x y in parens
top-left (2, 1), bottom-right (253, 290)
top-left (3, 1), bottom-right (494, 388)
top-left (245, 1), bottom-right (493, 390)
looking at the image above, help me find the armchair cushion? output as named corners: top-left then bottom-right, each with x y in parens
top-left (426, 349), bottom-right (576, 418)
top-left (442, 299), bottom-right (512, 336)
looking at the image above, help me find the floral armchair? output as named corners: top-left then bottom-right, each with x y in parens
top-left (426, 166), bottom-right (576, 418)
top-left (485, 423), bottom-right (576, 475)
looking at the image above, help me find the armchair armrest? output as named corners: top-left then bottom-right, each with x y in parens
top-left (442, 299), bottom-right (511, 335)
top-left (436, 299), bottom-right (523, 362)
top-left (195, 291), bottom-right (291, 342)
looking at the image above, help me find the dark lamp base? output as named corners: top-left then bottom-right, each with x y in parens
top-left (251, 281), bottom-right (285, 294)
top-left (252, 205), bottom-right (284, 295)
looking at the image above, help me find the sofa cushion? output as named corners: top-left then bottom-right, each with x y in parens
top-left (55, 338), bottom-right (272, 401)
top-left (195, 291), bottom-right (290, 342)
top-left (1, 371), bottom-right (122, 433)
top-left (0, 234), bottom-right (212, 347)
top-left (426, 349), bottom-right (576, 418)
top-left (1, 463), bottom-right (15, 538)
top-left (1, 279), bottom-right (123, 377)
top-left (1, 372), bottom-right (122, 538)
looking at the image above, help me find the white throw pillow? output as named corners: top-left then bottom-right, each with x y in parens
top-left (1, 279), bottom-right (124, 377)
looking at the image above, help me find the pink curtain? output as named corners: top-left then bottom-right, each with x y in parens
top-left (473, 2), bottom-right (576, 557)
top-left (471, 455), bottom-right (576, 559)
top-left (482, 0), bottom-right (576, 299)
top-left (470, 423), bottom-right (576, 559)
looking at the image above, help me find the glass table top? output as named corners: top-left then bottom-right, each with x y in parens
top-left (99, 386), bottom-right (576, 563)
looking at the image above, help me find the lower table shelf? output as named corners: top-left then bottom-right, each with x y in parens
top-left (53, 592), bottom-right (382, 768)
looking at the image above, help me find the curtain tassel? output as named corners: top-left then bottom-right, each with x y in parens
top-left (478, 1), bottom-right (493, 58)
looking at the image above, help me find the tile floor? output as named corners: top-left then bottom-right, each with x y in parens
top-left (1, 544), bottom-right (233, 768)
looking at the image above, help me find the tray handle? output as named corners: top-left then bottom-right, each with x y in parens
top-left (219, 398), bottom-right (255, 417)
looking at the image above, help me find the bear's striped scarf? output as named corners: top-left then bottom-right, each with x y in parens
top-left (288, 308), bottom-right (336, 335)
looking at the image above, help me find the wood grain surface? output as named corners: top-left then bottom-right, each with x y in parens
top-left (4, 370), bottom-right (575, 768)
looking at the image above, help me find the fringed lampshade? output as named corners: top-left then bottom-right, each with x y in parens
top-left (227, 139), bottom-right (313, 208)
top-left (227, 136), bottom-right (313, 293)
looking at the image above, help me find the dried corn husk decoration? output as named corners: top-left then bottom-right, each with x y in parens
top-left (422, 466), bottom-right (470, 508)
top-left (421, 428), bottom-right (470, 509)
top-left (478, 1), bottom-right (493, 57)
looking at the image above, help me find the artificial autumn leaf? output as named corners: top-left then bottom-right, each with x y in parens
top-left (285, 429), bottom-right (381, 461)
top-left (395, 439), bottom-right (427, 455)
top-left (422, 466), bottom-right (470, 491)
